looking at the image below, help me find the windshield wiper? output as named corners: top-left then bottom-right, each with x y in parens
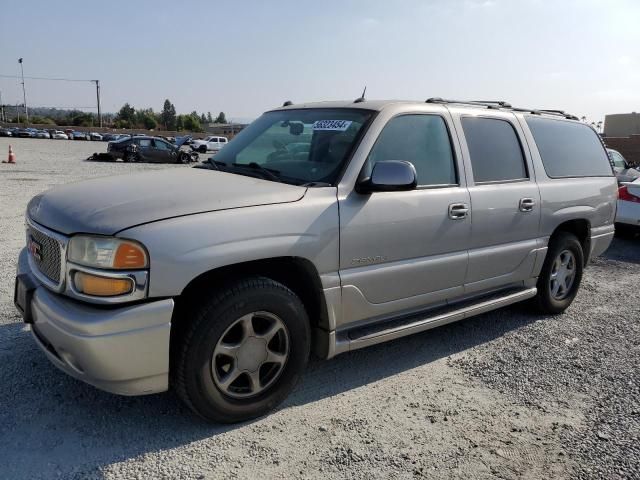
top-left (207, 156), bottom-right (220, 170)
top-left (300, 181), bottom-right (332, 187)
top-left (232, 162), bottom-right (282, 183)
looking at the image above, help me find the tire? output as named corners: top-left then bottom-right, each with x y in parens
top-left (199, 145), bottom-right (207, 154)
top-left (172, 276), bottom-right (310, 423)
top-left (534, 232), bottom-right (584, 314)
top-left (177, 152), bottom-right (189, 164)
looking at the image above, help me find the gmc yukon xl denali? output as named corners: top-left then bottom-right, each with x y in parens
top-left (14, 99), bottom-right (617, 422)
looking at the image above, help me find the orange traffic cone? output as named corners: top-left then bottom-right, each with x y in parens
top-left (3, 145), bottom-right (16, 164)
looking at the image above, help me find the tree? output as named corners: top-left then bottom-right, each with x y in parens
top-left (207, 111), bottom-right (213, 123)
top-left (200, 113), bottom-right (207, 124)
top-left (161, 99), bottom-right (177, 130)
top-left (176, 115), bottom-right (184, 131)
top-left (182, 113), bottom-right (202, 132)
top-left (135, 108), bottom-right (157, 130)
top-left (214, 111), bottom-right (227, 124)
top-left (116, 103), bottom-right (136, 128)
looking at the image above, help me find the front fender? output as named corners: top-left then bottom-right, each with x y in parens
top-left (119, 189), bottom-right (340, 298)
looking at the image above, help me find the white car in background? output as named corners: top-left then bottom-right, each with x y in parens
top-left (616, 178), bottom-right (640, 235)
top-left (191, 135), bottom-right (228, 153)
top-left (51, 130), bottom-right (68, 140)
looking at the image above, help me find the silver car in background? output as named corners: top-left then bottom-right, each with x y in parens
top-left (608, 148), bottom-right (640, 184)
top-left (14, 99), bottom-right (617, 423)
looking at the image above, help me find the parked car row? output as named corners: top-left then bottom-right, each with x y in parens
top-left (0, 127), bottom-right (217, 148)
top-left (0, 127), bottom-right (108, 140)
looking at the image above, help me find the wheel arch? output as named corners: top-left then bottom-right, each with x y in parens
top-left (550, 218), bottom-right (591, 265)
top-left (171, 256), bottom-right (330, 358)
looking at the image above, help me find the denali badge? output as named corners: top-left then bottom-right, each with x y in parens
top-left (351, 255), bottom-right (387, 266)
top-left (28, 236), bottom-right (43, 262)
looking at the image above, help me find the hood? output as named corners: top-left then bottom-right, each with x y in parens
top-left (28, 168), bottom-right (307, 235)
top-left (174, 135), bottom-right (192, 148)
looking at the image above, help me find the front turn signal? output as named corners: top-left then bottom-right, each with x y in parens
top-left (74, 272), bottom-right (134, 297)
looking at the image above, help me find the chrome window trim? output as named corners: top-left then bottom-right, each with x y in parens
top-left (65, 263), bottom-right (149, 304)
top-left (26, 216), bottom-right (68, 293)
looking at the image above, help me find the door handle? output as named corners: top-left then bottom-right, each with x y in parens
top-left (448, 203), bottom-right (469, 220)
top-left (519, 198), bottom-right (536, 212)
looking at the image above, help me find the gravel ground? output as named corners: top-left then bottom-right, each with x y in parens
top-left (0, 137), bottom-right (638, 479)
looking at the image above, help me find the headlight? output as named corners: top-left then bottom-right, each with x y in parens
top-left (68, 236), bottom-right (148, 269)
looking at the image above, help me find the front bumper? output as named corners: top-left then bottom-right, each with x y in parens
top-left (16, 248), bottom-right (173, 396)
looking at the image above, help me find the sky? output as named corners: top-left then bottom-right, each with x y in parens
top-left (1, 0), bottom-right (639, 123)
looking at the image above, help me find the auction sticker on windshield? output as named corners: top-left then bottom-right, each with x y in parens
top-left (312, 120), bottom-right (352, 131)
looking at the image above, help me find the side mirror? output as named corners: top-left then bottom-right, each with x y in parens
top-left (356, 160), bottom-right (417, 194)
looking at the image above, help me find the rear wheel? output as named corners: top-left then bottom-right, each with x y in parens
top-left (124, 151), bottom-right (138, 163)
top-left (172, 277), bottom-right (310, 423)
top-left (534, 232), bottom-right (584, 314)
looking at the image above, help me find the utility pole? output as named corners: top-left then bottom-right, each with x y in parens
top-left (18, 58), bottom-right (28, 123)
top-left (93, 80), bottom-right (102, 127)
top-left (0, 90), bottom-right (4, 122)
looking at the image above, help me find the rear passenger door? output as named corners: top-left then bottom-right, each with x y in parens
top-left (136, 138), bottom-right (154, 162)
top-left (455, 113), bottom-right (541, 294)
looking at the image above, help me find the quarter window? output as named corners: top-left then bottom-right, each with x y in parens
top-left (525, 117), bottom-right (612, 178)
top-left (461, 117), bottom-right (527, 183)
top-left (365, 115), bottom-right (457, 186)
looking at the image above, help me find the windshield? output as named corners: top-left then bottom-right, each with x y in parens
top-left (212, 108), bottom-right (374, 185)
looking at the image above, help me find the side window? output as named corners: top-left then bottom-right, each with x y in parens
top-left (154, 140), bottom-right (171, 150)
top-left (138, 139), bottom-right (152, 148)
top-left (461, 117), bottom-right (527, 183)
top-left (525, 116), bottom-right (612, 178)
top-left (365, 115), bottom-right (457, 186)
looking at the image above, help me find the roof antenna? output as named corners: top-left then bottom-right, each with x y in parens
top-left (354, 86), bottom-right (367, 103)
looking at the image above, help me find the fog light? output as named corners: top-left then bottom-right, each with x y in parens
top-left (74, 272), bottom-right (133, 297)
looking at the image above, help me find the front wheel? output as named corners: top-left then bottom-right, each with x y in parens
top-left (198, 145), bottom-right (207, 153)
top-left (534, 232), bottom-right (584, 314)
top-left (172, 277), bottom-right (310, 423)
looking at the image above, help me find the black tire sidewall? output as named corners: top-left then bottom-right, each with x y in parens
top-left (536, 232), bottom-right (584, 314)
top-left (181, 279), bottom-right (310, 423)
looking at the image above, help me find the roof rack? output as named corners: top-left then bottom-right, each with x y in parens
top-left (425, 98), bottom-right (579, 120)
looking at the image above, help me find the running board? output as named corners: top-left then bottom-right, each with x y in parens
top-left (331, 287), bottom-right (537, 356)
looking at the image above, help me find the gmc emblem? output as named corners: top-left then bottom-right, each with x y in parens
top-left (28, 236), bottom-right (43, 262)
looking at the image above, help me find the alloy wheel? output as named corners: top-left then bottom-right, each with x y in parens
top-left (211, 311), bottom-right (289, 399)
top-left (549, 249), bottom-right (576, 300)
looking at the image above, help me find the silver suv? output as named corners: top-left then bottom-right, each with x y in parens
top-left (14, 99), bottom-right (617, 422)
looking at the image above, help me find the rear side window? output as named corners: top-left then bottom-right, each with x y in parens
top-left (461, 117), bottom-right (527, 183)
top-left (365, 115), bottom-right (457, 186)
top-left (526, 117), bottom-right (612, 178)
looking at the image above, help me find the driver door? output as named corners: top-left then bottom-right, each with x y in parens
top-left (338, 113), bottom-right (470, 323)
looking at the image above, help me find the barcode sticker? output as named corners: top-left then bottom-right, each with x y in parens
top-left (312, 120), bottom-right (352, 131)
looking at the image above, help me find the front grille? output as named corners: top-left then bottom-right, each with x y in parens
top-left (28, 226), bottom-right (62, 283)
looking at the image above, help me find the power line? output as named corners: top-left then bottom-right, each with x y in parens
top-left (0, 74), bottom-right (95, 82)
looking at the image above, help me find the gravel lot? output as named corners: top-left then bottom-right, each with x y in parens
top-left (0, 137), bottom-right (638, 480)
